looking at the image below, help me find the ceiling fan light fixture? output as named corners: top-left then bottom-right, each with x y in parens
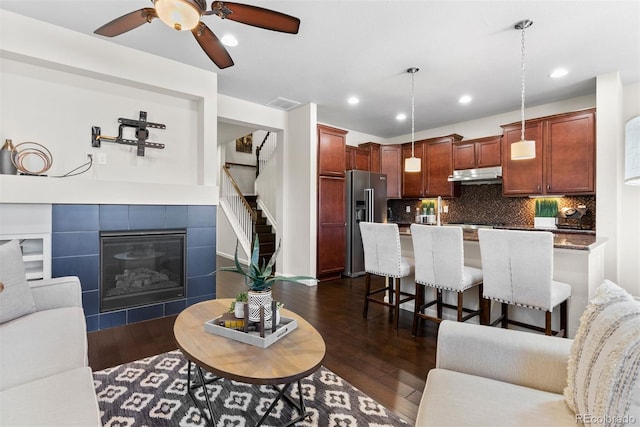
top-left (155, 0), bottom-right (203, 31)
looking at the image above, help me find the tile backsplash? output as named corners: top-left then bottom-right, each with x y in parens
top-left (387, 184), bottom-right (596, 228)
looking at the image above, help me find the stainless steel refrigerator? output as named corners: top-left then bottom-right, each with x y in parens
top-left (344, 170), bottom-right (388, 277)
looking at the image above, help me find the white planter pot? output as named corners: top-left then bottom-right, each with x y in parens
top-left (234, 302), bottom-right (245, 319)
top-left (247, 289), bottom-right (272, 322)
top-left (534, 217), bottom-right (557, 229)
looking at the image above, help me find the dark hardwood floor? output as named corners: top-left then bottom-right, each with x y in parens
top-left (88, 256), bottom-right (439, 424)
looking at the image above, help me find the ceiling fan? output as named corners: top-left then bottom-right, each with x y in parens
top-left (94, 0), bottom-right (300, 69)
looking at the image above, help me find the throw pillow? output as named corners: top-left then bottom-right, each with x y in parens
top-left (0, 240), bottom-right (36, 323)
top-left (564, 280), bottom-right (640, 425)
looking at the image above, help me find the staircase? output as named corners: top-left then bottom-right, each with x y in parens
top-left (220, 131), bottom-right (278, 268)
top-left (244, 195), bottom-right (276, 265)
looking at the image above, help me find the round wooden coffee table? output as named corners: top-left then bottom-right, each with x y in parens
top-left (174, 298), bottom-right (326, 426)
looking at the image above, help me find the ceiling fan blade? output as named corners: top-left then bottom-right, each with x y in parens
top-left (192, 23), bottom-right (234, 69)
top-left (94, 8), bottom-right (157, 37)
top-left (218, 2), bottom-right (300, 34)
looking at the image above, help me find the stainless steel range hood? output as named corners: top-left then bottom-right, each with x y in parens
top-left (447, 166), bottom-right (502, 184)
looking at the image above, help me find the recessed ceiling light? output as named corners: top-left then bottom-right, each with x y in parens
top-left (396, 113), bottom-right (407, 121)
top-left (347, 96), bottom-right (359, 105)
top-left (221, 34), bottom-right (238, 47)
top-left (550, 68), bottom-right (569, 78)
top-left (458, 95), bottom-right (472, 104)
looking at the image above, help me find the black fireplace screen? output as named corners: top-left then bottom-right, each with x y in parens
top-left (100, 229), bottom-right (186, 312)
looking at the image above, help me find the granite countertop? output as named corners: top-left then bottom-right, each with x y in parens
top-left (393, 222), bottom-right (600, 251)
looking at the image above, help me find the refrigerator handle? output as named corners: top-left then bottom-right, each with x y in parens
top-left (365, 188), bottom-right (374, 222)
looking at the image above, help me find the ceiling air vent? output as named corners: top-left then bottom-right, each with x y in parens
top-left (266, 97), bottom-right (301, 111)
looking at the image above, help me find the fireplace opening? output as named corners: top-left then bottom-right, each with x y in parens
top-left (100, 229), bottom-right (186, 312)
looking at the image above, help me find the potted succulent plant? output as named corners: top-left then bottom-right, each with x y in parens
top-left (220, 234), bottom-right (315, 322)
top-left (229, 292), bottom-right (248, 318)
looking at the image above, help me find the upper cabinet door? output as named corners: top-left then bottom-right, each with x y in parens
top-left (318, 124), bottom-right (347, 177)
top-left (545, 110), bottom-right (595, 195)
top-left (453, 142), bottom-right (476, 170)
top-left (401, 142), bottom-right (424, 198)
top-left (475, 136), bottom-right (502, 168)
top-left (424, 137), bottom-right (460, 198)
top-left (501, 122), bottom-right (544, 196)
top-left (380, 145), bottom-right (401, 198)
top-left (453, 136), bottom-right (501, 170)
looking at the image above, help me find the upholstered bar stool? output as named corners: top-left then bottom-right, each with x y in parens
top-left (478, 228), bottom-right (571, 336)
top-left (410, 224), bottom-right (483, 336)
top-left (359, 222), bottom-right (415, 329)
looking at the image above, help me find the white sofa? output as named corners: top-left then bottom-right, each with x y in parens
top-left (416, 279), bottom-right (640, 427)
top-left (416, 320), bottom-right (576, 426)
top-left (0, 276), bottom-right (102, 426)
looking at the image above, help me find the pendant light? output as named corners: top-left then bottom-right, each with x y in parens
top-left (625, 115), bottom-right (640, 185)
top-left (404, 67), bottom-right (421, 172)
top-left (511, 19), bottom-right (536, 161)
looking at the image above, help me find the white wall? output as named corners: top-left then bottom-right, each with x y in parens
top-left (283, 104), bottom-right (317, 279)
top-left (621, 82), bottom-right (640, 295)
top-left (0, 10), bottom-right (218, 205)
top-left (596, 73), bottom-right (624, 289)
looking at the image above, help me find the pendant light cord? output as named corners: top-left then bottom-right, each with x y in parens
top-left (520, 21), bottom-right (527, 142)
top-left (411, 70), bottom-right (416, 157)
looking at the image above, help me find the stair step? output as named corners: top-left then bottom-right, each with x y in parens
top-left (255, 217), bottom-right (267, 225)
top-left (257, 233), bottom-right (275, 243)
top-left (255, 224), bottom-right (272, 234)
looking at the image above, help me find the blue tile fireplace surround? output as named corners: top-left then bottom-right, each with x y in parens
top-left (51, 204), bottom-right (216, 332)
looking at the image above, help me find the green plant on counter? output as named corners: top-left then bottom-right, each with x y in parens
top-left (535, 198), bottom-right (559, 217)
top-left (421, 199), bottom-right (436, 214)
top-left (228, 292), bottom-right (248, 312)
top-left (220, 234), bottom-right (316, 292)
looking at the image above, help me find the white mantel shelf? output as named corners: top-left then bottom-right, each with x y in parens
top-left (0, 174), bottom-right (218, 206)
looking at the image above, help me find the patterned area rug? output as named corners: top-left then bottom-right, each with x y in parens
top-left (93, 350), bottom-right (408, 426)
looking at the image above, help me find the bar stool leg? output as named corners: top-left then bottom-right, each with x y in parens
top-left (560, 300), bottom-right (568, 338)
top-left (457, 292), bottom-right (464, 322)
top-left (412, 282), bottom-right (422, 336)
top-left (394, 278), bottom-right (401, 329)
top-left (436, 289), bottom-right (443, 319)
top-left (363, 273), bottom-right (371, 318)
top-left (501, 303), bottom-right (508, 329)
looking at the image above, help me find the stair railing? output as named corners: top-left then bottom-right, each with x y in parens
top-left (221, 165), bottom-right (256, 257)
top-left (256, 131), bottom-right (277, 177)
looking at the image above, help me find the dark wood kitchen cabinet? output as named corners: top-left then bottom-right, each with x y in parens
top-left (501, 109), bottom-right (595, 196)
top-left (357, 142), bottom-right (381, 172)
top-left (401, 141), bottom-right (425, 197)
top-left (502, 121), bottom-right (544, 195)
top-left (317, 124), bottom-right (347, 281)
top-left (380, 145), bottom-right (402, 198)
top-left (345, 146), bottom-right (370, 171)
top-left (453, 135), bottom-right (502, 170)
top-left (318, 124), bottom-right (347, 176)
top-left (316, 176), bottom-right (346, 280)
top-left (402, 134), bottom-right (462, 198)
top-left (545, 111), bottom-right (595, 194)
top-left (423, 135), bottom-right (462, 198)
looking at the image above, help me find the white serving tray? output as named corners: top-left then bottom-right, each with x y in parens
top-left (204, 316), bottom-right (298, 348)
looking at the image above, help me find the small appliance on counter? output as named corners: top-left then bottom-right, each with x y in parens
top-left (556, 205), bottom-right (593, 230)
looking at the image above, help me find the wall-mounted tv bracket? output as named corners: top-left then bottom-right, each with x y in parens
top-left (91, 111), bottom-right (166, 156)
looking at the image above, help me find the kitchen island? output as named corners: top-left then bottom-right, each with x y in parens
top-left (395, 224), bottom-right (607, 338)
